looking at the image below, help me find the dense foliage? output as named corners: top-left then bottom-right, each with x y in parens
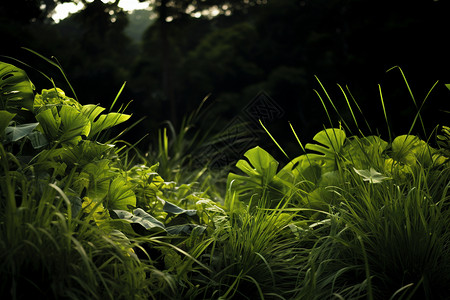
top-left (1, 55), bottom-right (449, 300)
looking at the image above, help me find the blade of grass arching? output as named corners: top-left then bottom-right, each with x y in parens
top-left (153, 238), bottom-right (211, 272)
top-left (112, 136), bottom-right (149, 165)
top-left (378, 84), bottom-right (392, 142)
top-left (313, 89), bottom-right (334, 128)
top-left (338, 84), bottom-right (360, 136)
top-left (190, 93), bottom-right (211, 124)
top-left (51, 56), bottom-right (78, 102)
top-left (0, 54), bottom-right (53, 84)
top-left (95, 101), bottom-right (134, 142)
top-left (315, 76), bottom-right (351, 132)
top-left (288, 122), bottom-right (306, 153)
top-left (110, 82), bottom-right (126, 112)
top-left (22, 48), bottom-right (79, 102)
top-left (387, 66), bottom-right (426, 137)
top-left (106, 116), bottom-right (146, 144)
top-left (406, 80), bottom-right (439, 137)
top-left (255, 252), bottom-right (275, 287)
top-left (346, 85), bottom-right (373, 134)
top-left (259, 120), bottom-right (289, 159)
top-left (49, 183), bottom-right (73, 221)
top-left (243, 275), bottom-right (265, 300)
top-left (219, 270), bottom-right (244, 300)
top-left (388, 283), bottom-right (415, 300)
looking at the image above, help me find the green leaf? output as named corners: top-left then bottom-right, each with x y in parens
top-left (81, 104), bottom-right (105, 121)
top-left (59, 141), bottom-right (115, 166)
top-left (59, 105), bottom-right (91, 144)
top-left (107, 176), bottom-right (136, 210)
top-left (305, 128), bottom-right (346, 172)
top-left (35, 108), bottom-right (59, 138)
top-left (390, 135), bottom-right (435, 166)
top-left (36, 105), bottom-right (91, 145)
top-left (0, 110), bottom-right (15, 136)
top-left (88, 112), bottom-right (131, 138)
top-left (28, 130), bottom-right (48, 149)
top-left (0, 61), bottom-right (34, 112)
top-left (353, 167), bottom-right (391, 184)
top-left (81, 159), bottom-right (113, 201)
top-left (5, 122), bottom-right (39, 142)
top-left (241, 146), bottom-right (279, 179)
top-left (226, 146), bottom-right (284, 209)
top-left (111, 208), bottom-right (165, 234)
top-left (345, 135), bottom-right (389, 169)
top-left (163, 200), bottom-right (197, 217)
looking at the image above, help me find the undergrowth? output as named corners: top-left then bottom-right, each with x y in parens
top-left (0, 53), bottom-right (449, 299)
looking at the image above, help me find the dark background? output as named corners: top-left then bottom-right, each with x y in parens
top-left (1, 0), bottom-right (449, 163)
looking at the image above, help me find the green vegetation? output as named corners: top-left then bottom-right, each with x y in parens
top-left (1, 57), bottom-right (449, 300)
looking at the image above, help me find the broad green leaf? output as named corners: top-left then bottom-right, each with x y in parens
top-left (163, 200), bottom-right (197, 217)
top-left (36, 105), bottom-right (91, 145)
top-left (59, 141), bottom-right (115, 166)
top-left (305, 128), bottom-right (346, 172)
top-left (226, 146), bottom-right (282, 208)
top-left (353, 167), bottom-right (391, 184)
top-left (59, 105), bottom-right (91, 145)
top-left (391, 135), bottom-right (434, 166)
top-left (5, 122), bottom-right (39, 142)
top-left (81, 159), bottom-right (113, 201)
top-left (111, 208), bottom-right (165, 234)
top-left (82, 197), bottom-right (110, 226)
top-left (28, 130), bottom-right (48, 149)
top-left (345, 136), bottom-right (389, 169)
top-left (107, 176), bottom-right (136, 210)
top-left (133, 208), bottom-right (165, 228)
top-left (36, 108), bottom-right (60, 138)
top-left (277, 155), bottom-right (321, 185)
top-left (0, 110), bottom-right (15, 136)
top-left (242, 146), bottom-right (279, 179)
top-left (0, 61), bottom-right (34, 112)
top-left (88, 112), bottom-right (131, 138)
top-left (81, 104), bottom-right (106, 121)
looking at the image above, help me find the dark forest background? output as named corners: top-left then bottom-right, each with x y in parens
top-left (2, 0), bottom-right (450, 163)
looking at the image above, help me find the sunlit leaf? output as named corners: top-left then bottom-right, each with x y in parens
top-left (107, 176), bottom-right (136, 210)
top-left (0, 110), bottom-right (16, 136)
top-left (353, 167), bottom-right (390, 184)
top-left (305, 128), bottom-right (346, 172)
top-left (88, 112), bottom-right (131, 137)
top-left (5, 122), bottom-right (39, 142)
top-left (0, 61), bottom-right (34, 112)
top-left (111, 208), bottom-right (165, 234)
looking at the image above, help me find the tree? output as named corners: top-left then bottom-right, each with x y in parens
top-left (137, 0), bottom-right (267, 125)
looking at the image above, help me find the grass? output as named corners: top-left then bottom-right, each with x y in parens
top-left (0, 143), bottom-right (153, 299)
top-left (1, 56), bottom-right (449, 299)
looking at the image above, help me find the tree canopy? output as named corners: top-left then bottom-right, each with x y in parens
top-left (2, 0), bottom-right (450, 152)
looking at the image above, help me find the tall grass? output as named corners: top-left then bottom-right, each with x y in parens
top-left (285, 70), bottom-right (450, 300)
top-left (3, 54), bottom-right (449, 299)
top-left (187, 196), bottom-right (311, 300)
top-left (0, 141), bottom-right (170, 299)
